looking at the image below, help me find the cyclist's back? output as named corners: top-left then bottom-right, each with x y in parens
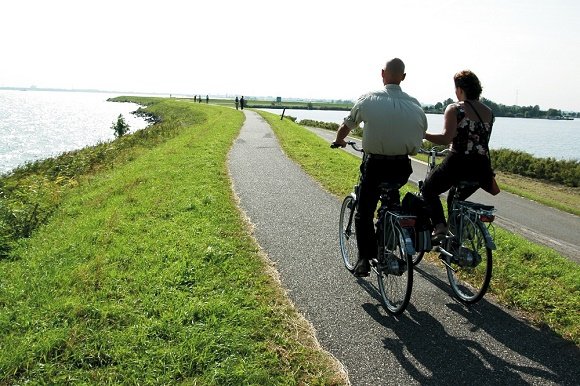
top-left (351, 86), bottom-right (426, 156)
top-left (332, 58), bottom-right (428, 276)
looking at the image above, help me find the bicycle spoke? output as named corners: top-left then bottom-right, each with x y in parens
top-left (339, 196), bottom-right (358, 271)
top-left (446, 220), bottom-right (492, 303)
top-left (377, 223), bottom-right (413, 315)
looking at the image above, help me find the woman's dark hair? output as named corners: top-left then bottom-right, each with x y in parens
top-left (454, 70), bottom-right (483, 99)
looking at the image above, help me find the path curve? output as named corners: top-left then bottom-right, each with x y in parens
top-left (228, 110), bottom-right (579, 385)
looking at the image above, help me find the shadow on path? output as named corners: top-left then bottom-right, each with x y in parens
top-left (355, 267), bottom-right (579, 385)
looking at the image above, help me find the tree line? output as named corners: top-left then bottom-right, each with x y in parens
top-left (424, 98), bottom-right (579, 119)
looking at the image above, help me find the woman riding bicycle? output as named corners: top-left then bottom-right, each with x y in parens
top-left (422, 70), bottom-right (496, 243)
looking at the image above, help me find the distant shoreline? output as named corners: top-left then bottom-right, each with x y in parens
top-left (0, 86), bottom-right (169, 96)
top-left (2, 87), bottom-right (576, 120)
top-left (251, 104), bottom-right (576, 120)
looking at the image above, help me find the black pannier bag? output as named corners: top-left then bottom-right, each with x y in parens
top-left (402, 192), bottom-right (432, 252)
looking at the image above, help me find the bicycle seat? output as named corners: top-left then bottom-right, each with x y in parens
top-left (378, 181), bottom-right (405, 192)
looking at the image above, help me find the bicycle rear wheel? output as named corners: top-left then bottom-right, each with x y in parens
top-left (412, 250), bottom-right (424, 266)
top-left (377, 223), bottom-right (413, 315)
top-left (339, 196), bottom-right (358, 272)
top-left (445, 221), bottom-right (492, 304)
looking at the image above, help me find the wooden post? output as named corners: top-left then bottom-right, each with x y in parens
top-left (281, 108), bottom-right (285, 120)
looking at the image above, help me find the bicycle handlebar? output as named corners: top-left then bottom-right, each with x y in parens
top-left (419, 147), bottom-right (450, 157)
top-left (335, 142), bottom-right (452, 157)
top-left (331, 141), bottom-right (363, 153)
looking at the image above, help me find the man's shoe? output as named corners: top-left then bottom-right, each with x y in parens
top-left (353, 258), bottom-right (370, 277)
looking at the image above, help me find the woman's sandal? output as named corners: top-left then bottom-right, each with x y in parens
top-left (431, 231), bottom-right (446, 245)
top-left (431, 226), bottom-right (448, 245)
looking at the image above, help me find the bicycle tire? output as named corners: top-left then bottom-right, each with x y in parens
top-left (412, 251), bottom-right (424, 266)
top-left (339, 196), bottom-right (358, 272)
top-left (377, 222), bottom-right (413, 315)
top-left (445, 221), bottom-right (492, 304)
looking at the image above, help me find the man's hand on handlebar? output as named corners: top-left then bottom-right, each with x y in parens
top-left (331, 139), bottom-right (347, 148)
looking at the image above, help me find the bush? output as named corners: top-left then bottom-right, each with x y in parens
top-left (491, 149), bottom-right (579, 187)
top-left (417, 144), bottom-right (579, 187)
top-left (298, 119), bottom-right (339, 131)
top-left (111, 114), bottom-right (130, 138)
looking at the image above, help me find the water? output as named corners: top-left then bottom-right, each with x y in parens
top-left (261, 108), bottom-right (580, 161)
top-left (0, 90), bottom-right (149, 174)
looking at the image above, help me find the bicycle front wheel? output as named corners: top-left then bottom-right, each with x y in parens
top-left (339, 196), bottom-right (358, 272)
top-left (445, 221), bottom-right (492, 304)
top-left (377, 223), bottom-right (413, 315)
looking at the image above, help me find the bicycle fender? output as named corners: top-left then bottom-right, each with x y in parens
top-left (482, 227), bottom-right (496, 250)
top-left (401, 228), bottom-right (416, 255)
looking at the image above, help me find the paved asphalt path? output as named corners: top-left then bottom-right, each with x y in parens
top-left (228, 110), bottom-right (579, 385)
top-left (304, 125), bottom-right (580, 263)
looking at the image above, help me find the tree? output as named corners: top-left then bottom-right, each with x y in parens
top-left (111, 114), bottom-right (130, 138)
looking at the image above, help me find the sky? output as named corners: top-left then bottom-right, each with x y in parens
top-left (2, 0), bottom-right (580, 111)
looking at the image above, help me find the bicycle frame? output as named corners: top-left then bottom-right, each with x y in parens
top-left (415, 146), bottom-right (496, 303)
top-left (382, 210), bottom-right (416, 256)
top-left (335, 141), bottom-right (415, 314)
top-left (452, 200), bottom-right (496, 249)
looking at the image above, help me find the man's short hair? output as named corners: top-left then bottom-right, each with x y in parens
top-left (385, 58), bottom-right (405, 75)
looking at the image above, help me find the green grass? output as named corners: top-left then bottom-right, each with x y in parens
top-left (257, 110), bottom-right (580, 346)
top-left (0, 100), bottom-right (346, 384)
top-left (494, 173), bottom-right (579, 216)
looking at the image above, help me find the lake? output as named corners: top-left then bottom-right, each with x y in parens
top-left (259, 108), bottom-right (580, 161)
top-left (1, 92), bottom-right (577, 176)
top-left (0, 90), bottom-right (149, 174)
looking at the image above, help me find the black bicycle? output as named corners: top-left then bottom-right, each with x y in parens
top-left (410, 147), bottom-right (496, 304)
top-left (334, 141), bottom-right (415, 315)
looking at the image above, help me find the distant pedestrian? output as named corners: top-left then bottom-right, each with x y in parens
top-left (235, 96), bottom-right (239, 110)
top-left (240, 96), bottom-right (245, 110)
top-left (194, 95), bottom-right (197, 102)
top-left (198, 95), bottom-right (202, 103)
top-left (206, 95), bottom-right (209, 104)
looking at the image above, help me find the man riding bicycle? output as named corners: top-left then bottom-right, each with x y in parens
top-left (332, 58), bottom-right (427, 277)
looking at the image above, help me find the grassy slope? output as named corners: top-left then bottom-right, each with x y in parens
top-left (256, 110), bottom-right (579, 346)
top-left (495, 173), bottom-right (579, 216)
top-left (0, 100), bottom-right (346, 384)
